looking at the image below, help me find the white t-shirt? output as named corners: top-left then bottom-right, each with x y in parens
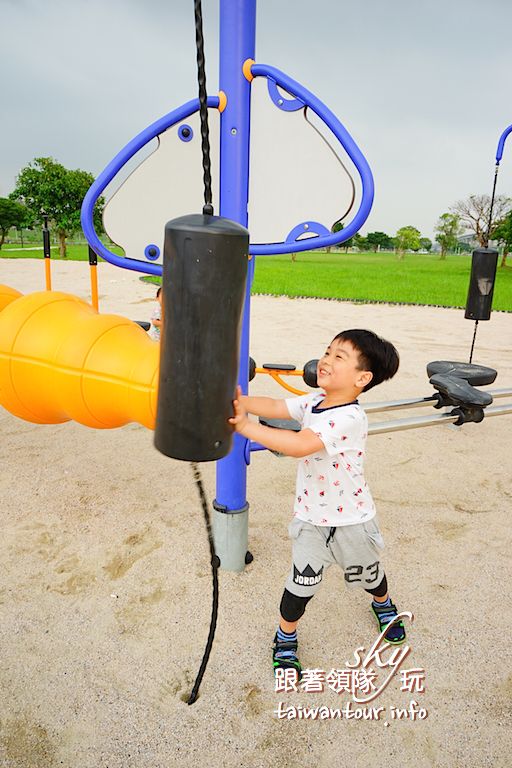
top-left (285, 392), bottom-right (376, 527)
top-left (149, 306), bottom-right (161, 341)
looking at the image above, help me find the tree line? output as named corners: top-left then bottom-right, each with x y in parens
top-left (336, 193), bottom-right (512, 266)
top-left (1, 156), bottom-right (511, 266)
top-left (0, 157), bottom-right (103, 257)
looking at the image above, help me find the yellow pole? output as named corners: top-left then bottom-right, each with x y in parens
top-left (88, 246), bottom-right (99, 311)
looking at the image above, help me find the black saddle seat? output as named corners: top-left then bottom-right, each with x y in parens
top-left (429, 374), bottom-right (493, 408)
top-left (259, 417), bottom-right (301, 431)
top-left (426, 361), bottom-right (497, 386)
top-left (134, 320), bottom-right (151, 332)
top-left (262, 363), bottom-right (297, 371)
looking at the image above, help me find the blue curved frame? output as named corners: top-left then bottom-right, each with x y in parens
top-left (81, 69), bottom-right (374, 269)
top-left (80, 96), bottom-right (220, 276)
top-left (250, 63), bottom-right (374, 255)
top-left (496, 124), bottom-right (512, 164)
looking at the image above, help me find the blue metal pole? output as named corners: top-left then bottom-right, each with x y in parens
top-left (213, 0), bottom-right (256, 571)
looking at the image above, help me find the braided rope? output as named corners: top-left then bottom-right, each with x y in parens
top-left (187, 463), bottom-right (220, 705)
top-left (194, 0), bottom-right (214, 215)
top-left (186, 0), bottom-right (218, 705)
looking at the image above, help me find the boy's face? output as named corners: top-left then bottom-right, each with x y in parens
top-left (316, 338), bottom-right (373, 394)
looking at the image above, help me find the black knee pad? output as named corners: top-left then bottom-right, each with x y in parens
top-left (365, 574), bottom-right (388, 598)
top-left (280, 589), bottom-right (313, 622)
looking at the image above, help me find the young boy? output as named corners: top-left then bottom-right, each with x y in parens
top-left (230, 329), bottom-right (404, 676)
top-left (149, 286), bottom-right (162, 341)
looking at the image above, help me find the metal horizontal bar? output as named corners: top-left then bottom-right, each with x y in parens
top-left (369, 402), bottom-right (512, 435)
top-left (363, 387), bottom-right (512, 414)
top-left (481, 404), bottom-right (512, 418)
top-left (363, 396), bottom-right (437, 413)
top-left (368, 412), bottom-right (460, 435)
top-left (248, 402), bottom-right (512, 453)
top-left (488, 388), bottom-right (512, 399)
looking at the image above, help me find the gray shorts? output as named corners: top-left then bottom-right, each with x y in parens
top-left (285, 517), bottom-right (385, 597)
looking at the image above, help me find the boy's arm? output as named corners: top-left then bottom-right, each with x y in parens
top-left (240, 394), bottom-right (291, 420)
top-left (230, 388), bottom-right (323, 458)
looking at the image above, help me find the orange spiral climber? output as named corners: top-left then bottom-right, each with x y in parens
top-left (0, 286), bottom-right (159, 429)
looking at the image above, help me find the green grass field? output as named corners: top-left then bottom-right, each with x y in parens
top-left (2, 244), bottom-right (511, 311)
top-left (0, 243), bottom-right (124, 261)
top-left (251, 251), bottom-right (512, 311)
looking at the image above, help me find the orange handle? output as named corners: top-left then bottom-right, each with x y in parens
top-left (253, 367), bottom-right (307, 395)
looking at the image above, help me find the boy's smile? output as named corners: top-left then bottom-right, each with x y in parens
top-left (316, 338), bottom-right (372, 399)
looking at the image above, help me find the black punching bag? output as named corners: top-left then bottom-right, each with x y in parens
top-left (154, 214), bottom-right (248, 462)
top-left (464, 247), bottom-right (498, 321)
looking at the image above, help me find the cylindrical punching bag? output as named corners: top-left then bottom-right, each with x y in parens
top-left (154, 214), bottom-right (248, 462)
top-left (465, 247), bottom-right (498, 321)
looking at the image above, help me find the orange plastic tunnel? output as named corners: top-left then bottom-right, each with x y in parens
top-left (0, 286), bottom-right (159, 430)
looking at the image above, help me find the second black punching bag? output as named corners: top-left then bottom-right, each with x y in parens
top-left (154, 214), bottom-right (248, 462)
top-left (464, 247), bottom-right (498, 321)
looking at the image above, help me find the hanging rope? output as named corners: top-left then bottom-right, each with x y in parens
top-left (187, 0), bottom-right (219, 706)
top-left (484, 163), bottom-right (500, 248)
top-left (194, 0), bottom-right (214, 216)
top-left (468, 319), bottom-right (479, 364)
top-left (187, 463), bottom-right (220, 705)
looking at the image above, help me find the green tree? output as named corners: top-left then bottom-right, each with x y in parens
top-left (435, 213), bottom-right (462, 259)
top-left (10, 157), bottom-right (102, 258)
top-left (366, 231), bottom-right (392, 252)
top-left (0, 198), bottom-right (31, 249)
top-left (419, 237), bottom-right (432, 252)
top-left (353, 233), bottom-right (367, 251)
top-left (491, 211), bottom-right (512, 267)
top-left (331, 221), bottom-right (353, 251)
top-left (395, 226), bottom-right (421, 259)
top-left (341, 235), bottom-right (353, 252)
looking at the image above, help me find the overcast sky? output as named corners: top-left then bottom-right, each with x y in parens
top-left (2, 0), bottom-right (512, 240)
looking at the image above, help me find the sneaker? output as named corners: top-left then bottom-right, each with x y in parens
top-left (272, 633), bottom-right (302, 678)
top-left (371, 601), bottom-right (406, 644)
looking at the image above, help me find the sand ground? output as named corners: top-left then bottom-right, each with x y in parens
top-left (1, 259), bottom-right (511, 768)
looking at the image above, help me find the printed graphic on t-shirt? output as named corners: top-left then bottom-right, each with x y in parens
top-left (285, 392), bottom-right (376, 527)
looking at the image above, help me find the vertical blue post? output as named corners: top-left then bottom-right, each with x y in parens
top-left (212, 0), bottom-right (256, 571)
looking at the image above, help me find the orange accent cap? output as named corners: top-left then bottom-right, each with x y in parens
top-left (218, 90), bottom-right (227, 112)
top-left (243, 59), bottom-right (255, 82)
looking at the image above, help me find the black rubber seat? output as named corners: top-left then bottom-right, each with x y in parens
top-left (429, 374), bottom-right (493, 407)
top-left (259, 417), bottom-right (301, 431)
top-left (262, 363), bottom-right (297, 371)
top-left (134, 320), bottom-right (151, 332)
top-left (426, 361), bottom-right (497, 386)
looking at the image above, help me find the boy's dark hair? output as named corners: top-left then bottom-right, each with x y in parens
top-left (334, 329), bottom-right (399, 392)
top-left (156, 286), bottom-right (161, 298)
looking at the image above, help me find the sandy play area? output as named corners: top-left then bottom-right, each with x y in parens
top-left (1, 258), bottom-right (511, 768)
